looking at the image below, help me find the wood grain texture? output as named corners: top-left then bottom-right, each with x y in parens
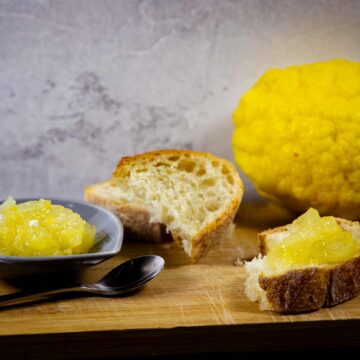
top-left (0, 210), bottom-right (360, 358)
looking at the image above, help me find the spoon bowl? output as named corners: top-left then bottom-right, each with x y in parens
top-left (87, 255), bottom-right (165, 295)
top-left (0, 255), bottom-right (165, 308)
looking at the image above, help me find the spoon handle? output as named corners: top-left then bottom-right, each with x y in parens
top-left (0, 285), bottom-right (87, 307)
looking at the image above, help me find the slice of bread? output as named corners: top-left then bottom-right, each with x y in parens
top-left (112, 149), bottom-right (244, 262)
top-left (84, 180), bottom-right (170, 243)
top-left (245, 218), bottom-right (360, 313)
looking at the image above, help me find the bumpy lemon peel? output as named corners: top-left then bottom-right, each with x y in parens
top-left (232, 59), bottom-right (360, 219)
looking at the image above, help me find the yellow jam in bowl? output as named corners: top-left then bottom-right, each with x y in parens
top-left (265, 208), bottom-right (360, 267)
top-left (0, 197), bottom-right (96, 256)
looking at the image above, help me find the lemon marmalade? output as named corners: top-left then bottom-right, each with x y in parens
top-left (0, 197), bottom-right (96, 256)
top-left (265, 208), bottom-right (360, 268)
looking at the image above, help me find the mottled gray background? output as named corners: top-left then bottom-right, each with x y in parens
top-left (1, 0), bottom-right (360, 201)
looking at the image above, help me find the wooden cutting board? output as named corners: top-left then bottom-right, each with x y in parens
top-left (1, 202), bottom-right (360, 359)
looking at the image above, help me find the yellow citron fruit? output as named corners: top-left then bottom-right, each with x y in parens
top-left (232, 59), bottom-right (360, 219)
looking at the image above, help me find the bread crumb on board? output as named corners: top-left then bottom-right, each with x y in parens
top-left (233, 257), bottom-right (245, 266)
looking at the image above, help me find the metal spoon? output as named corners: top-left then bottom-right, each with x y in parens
top-left (0, 255), bottom-right (165, 308)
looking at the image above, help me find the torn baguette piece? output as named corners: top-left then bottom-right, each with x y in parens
top-left (245, 208), bottom-right (360, 313)
top-left (112, 149), bottom-right (244, 262)
top-left (84, 180), bottom-right (170, 243)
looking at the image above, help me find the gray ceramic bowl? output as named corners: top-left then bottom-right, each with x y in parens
top-left (0, 198), bottom-right (123, 278)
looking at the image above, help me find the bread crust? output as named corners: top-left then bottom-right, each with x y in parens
top-left (259, 257), bottom-right (360, 313)
top-left (84, 181), bottom-right (171, 243)
top-left (190, 200), bottom-right (238, 261)
top-left (113, 149), bottom-right (244, 262)
top-left (257, 218), bottom-right (360, 313)
top-left (113, 149), bottom-right (227, 177)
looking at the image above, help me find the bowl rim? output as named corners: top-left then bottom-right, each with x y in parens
top-left (0, 197), bottom-right (123, 262)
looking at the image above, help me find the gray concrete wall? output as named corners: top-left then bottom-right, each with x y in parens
top-left (1, 0), bottom-right (360, 200)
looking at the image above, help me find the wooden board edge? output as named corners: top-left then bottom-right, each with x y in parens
top-left (1, 319), bottom-right (360, 359)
